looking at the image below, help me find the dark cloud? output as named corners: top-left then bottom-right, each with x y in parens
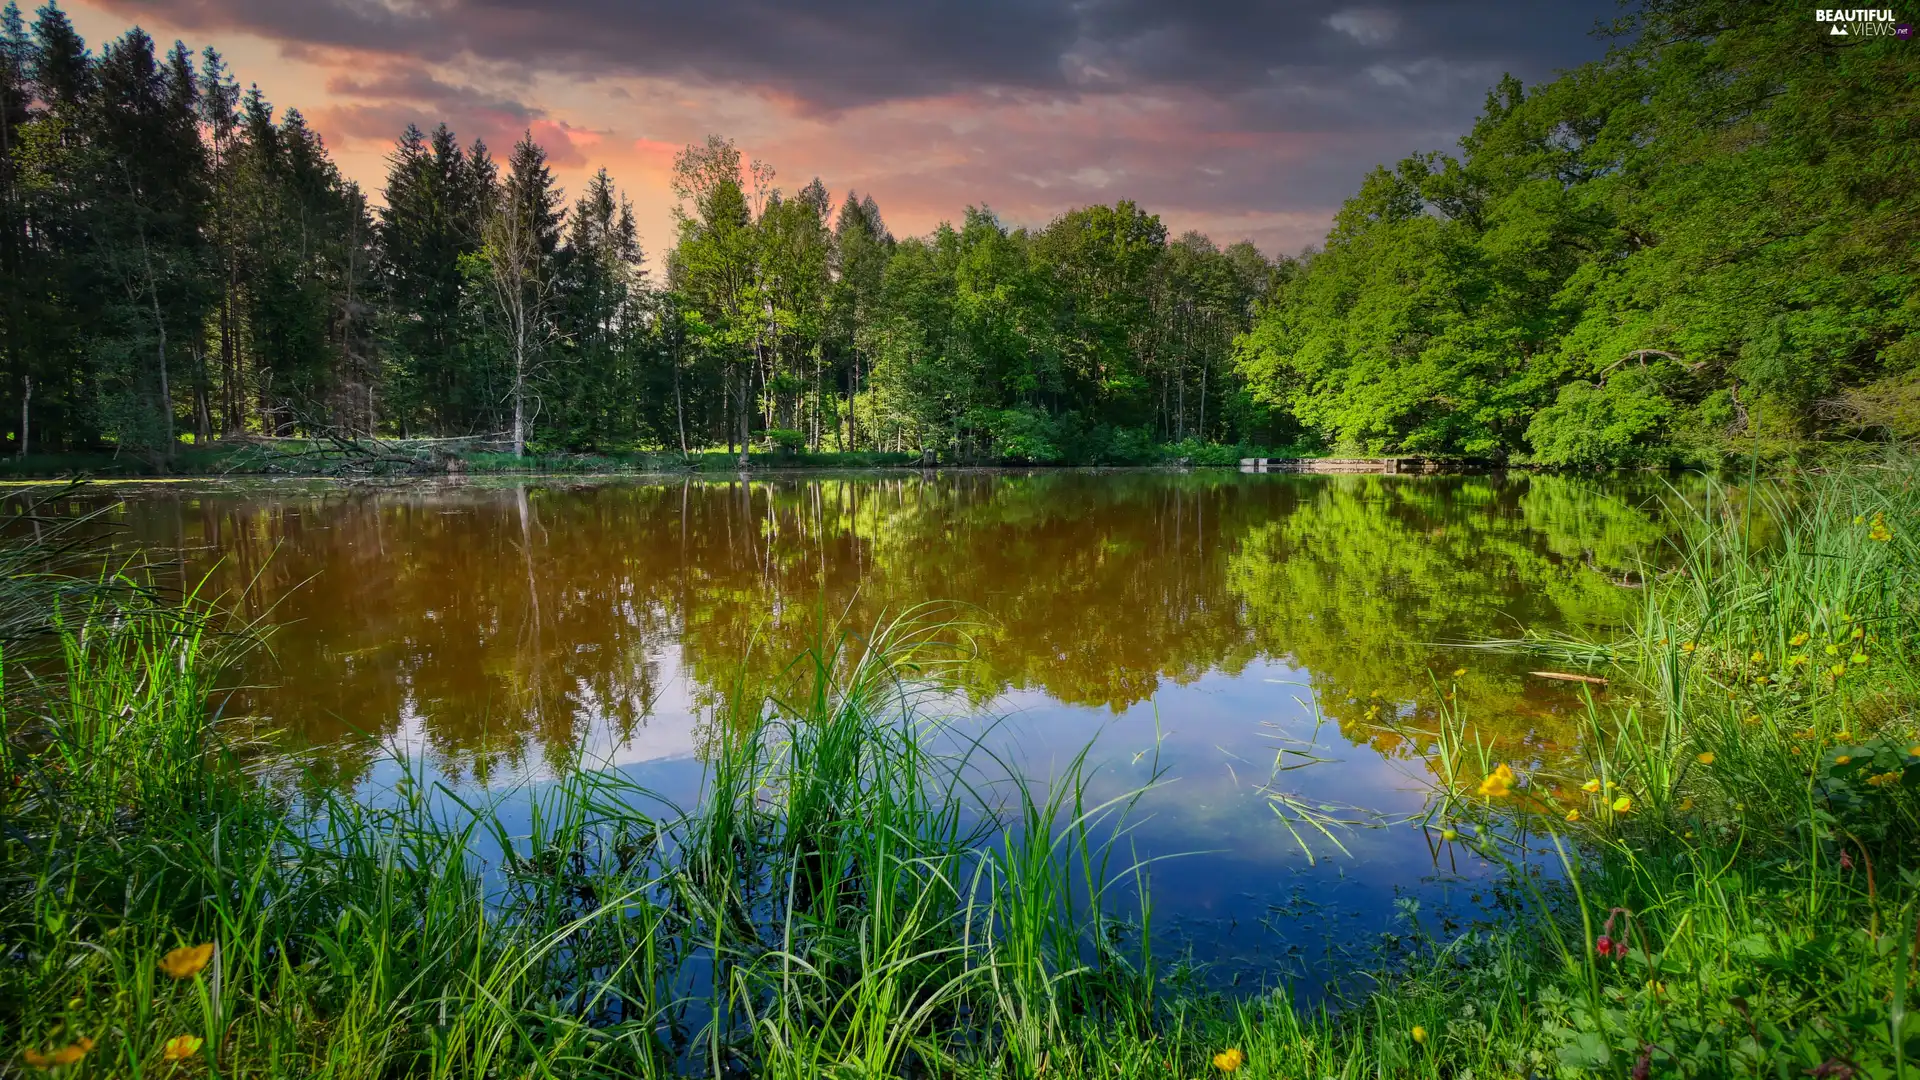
top-left (94, 0), bottom-right (1619, 118)
top-left (82, 0), bottom-right (1624, 254)
top-left (324, 69), bottom-right (542, 124)
top-left (313, 63), bottom-right (595, 167)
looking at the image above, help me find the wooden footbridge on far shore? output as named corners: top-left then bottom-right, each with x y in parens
top-left (1238, 457), bottom-right (1456, 475)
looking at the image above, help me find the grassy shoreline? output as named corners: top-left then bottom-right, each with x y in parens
top-left (0, 438), bottom-right (1739, 481)
top-left (1, 460), bottom-right (1916, 1076)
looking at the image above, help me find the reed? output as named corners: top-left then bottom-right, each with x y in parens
top-left (4, 456), bottom-right (1917, 1077)
top-left (1, 598), bottom-right (1171, 1077)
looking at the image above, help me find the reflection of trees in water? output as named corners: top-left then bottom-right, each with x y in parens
top-left (1226, 474), bottom-right (1679, 759)
top-left (112, 472), bottom-right (1692, 786)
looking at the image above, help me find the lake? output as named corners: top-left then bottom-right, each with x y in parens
top-left (104, 468), bottom-right (1682, 993)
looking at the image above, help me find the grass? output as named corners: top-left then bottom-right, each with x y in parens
top-left (0, 439), bottom-right (1344, 479)
top-left (0, 601), bottom-right (1177, 1077)
top-left (1, 456), bottom-right (1917, 1077)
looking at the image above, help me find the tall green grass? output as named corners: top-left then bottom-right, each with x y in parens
top-left (4, 459), bottom-right (1917, 1078)
top-left (0, 603), bottom-right (1175, 1077)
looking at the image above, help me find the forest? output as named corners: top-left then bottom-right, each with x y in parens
top-left (0, 0), bottom-right (1915, 468)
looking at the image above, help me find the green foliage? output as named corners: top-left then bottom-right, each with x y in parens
top-left (972, 404), bottom-right (1062, 463)
top-left (1524, 368), bottom-right (1675, 469)
top-left (0, 7), bottom-right (1294, 466)
top-left (1235, 4), bottom-right (1920, 463)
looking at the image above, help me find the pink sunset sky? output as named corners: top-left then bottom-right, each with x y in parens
top-left (65, 0), bottom-right (1617, 258)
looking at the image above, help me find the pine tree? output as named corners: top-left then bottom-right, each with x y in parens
top-left (379, 124), bottom-right (492, 435)
top-left (0, 2), bottom-right (31, 454)
top-left (553, 166), bottom-right (646, 448)
top-left (84, 28), bottom-right (212, 457)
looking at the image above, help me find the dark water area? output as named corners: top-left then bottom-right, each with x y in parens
top-left (100, 468), bottom-right (1691, 992)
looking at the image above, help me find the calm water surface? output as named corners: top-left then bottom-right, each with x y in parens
top-left (110, 469), bottom-right (1682, 989)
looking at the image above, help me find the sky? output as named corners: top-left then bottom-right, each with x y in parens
top-left (65, 0), bottom-right (1623, 259)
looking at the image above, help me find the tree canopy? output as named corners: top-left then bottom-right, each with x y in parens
top-left (1234, 1), bottom-right (1919, 464)
top-left (0, 1), bottom-right (1911, 467)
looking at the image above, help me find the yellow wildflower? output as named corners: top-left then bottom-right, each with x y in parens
top-left (1679, 797), bottom-right (1695, 811)
top-left (1790, 631), bottom-right (1811, 647)
top-left (1830, 663), bottom-right (1848, 677)
top-left (1365, 704), bottom-right (1380, 720)
top-left (1452, 667), bottom-right (1466, 678)
top-left (1854, 515), bottom-right (1866, 525)
top-left (1411, 1026), bottom-right (1428, 1045)
top-left (1749, 650), bottom-right (1765, 664)
top-left (1681, 641), bottom-right (1697, 654)
top-left (1565, 809), bottom-right (1580, 823)
top-left (1696, 752), bottom-right (1715, 765)
top-left (1851, 625), bottom-right (1865, 640)
top-left (1612, 795), bottom-right (1634, 814)
top-left (1754, 676), bottom-right (1769, 685)
top-left (1213, 1047), bottom-right (1245, 1072)
top-left (163, 1035), bottom-right (203, 1061)
top-left (1581, 779), bottom-right (1602, 794)
top-left (1826, 642), bottom-right (1841, 655)
top-left (159, 943), bottom-right (214, 980)
top-left (1866, 770), bottom-right (1903, 788)
top-left (1790, 654), bottom-right (1809, 667)
top-left (1907, 745), bottom-right (1920, 758)
top-left (1478, 763), bottom-right (1516, 798)
top-left (1441, 828), bottom-right (1459, 842)
top-left (22, 1038), bottom-right (93, 1069)
top-left (1836, 755), bottom-right (1852, 765)
top-left (1870, 522), bottom-right (1893, 542)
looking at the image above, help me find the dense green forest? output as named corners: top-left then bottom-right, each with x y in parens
top-left (0, 0), bottom-right (1914, 468)
top-left (1239, 0), bottom-right (1920, 466)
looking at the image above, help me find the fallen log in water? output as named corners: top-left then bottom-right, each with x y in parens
top-left (1529, 670), bottom-right (1609, 686)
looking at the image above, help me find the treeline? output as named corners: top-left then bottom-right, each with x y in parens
top-left (0, 2), bottom-right (1282, 466)
top-left (8, 1), bottom-right (1911, 469)
top-left (1236, 0), bottom-right (1920, 466)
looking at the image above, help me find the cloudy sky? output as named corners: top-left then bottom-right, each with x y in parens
top-left (66, 0), bottom-right (1622, 257)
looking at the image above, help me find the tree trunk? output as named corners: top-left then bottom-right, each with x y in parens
top-left (512, 336), bottom-right (526, 458)
top-left (134, 220), bottom-right (173, 457)
top-left (737, 357), bottom-right (752, 467)
top-left (17, 374), bottom-right (28, 459)
top-left (672, 338), bottom-right (688, 458)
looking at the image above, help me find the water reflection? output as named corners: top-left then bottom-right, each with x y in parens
top-left (107, 470), bottom-right (1686, 988)
top-left (109, 471), bottom-right (1678, 783)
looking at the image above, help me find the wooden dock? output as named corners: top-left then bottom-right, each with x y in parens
top-left (1239, 458), bottom-right (1443, 475)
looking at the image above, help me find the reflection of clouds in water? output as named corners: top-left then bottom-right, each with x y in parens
top-left (362, 648), bottom-right (708, 790)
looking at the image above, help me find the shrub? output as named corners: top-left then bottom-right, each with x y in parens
top-left (1525, 368), bottom-right (1675, 468)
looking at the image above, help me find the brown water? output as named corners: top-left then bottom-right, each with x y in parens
top-left (106, 469), bottom-right (1682, 985)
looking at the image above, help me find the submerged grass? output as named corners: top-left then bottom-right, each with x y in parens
top-left (3, 456), bottom-right (1918, 1077)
